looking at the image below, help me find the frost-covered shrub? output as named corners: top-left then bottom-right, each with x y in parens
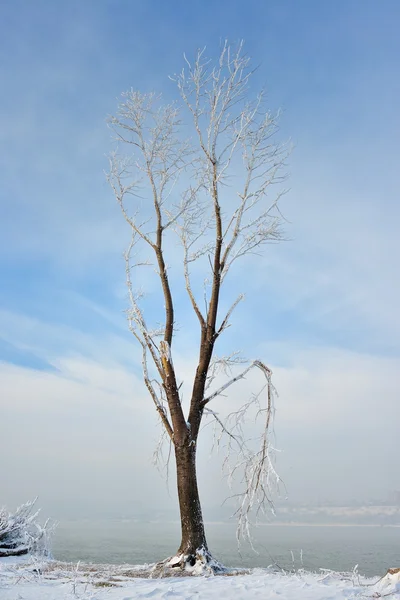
top-left (0, 499), bottom-right (53, 557)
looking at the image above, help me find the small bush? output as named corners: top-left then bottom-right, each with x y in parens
top-left (0, 499), bottom-right (53, 557)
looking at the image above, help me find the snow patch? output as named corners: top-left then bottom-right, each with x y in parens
top-left (2, 557), bottom-right (399, 600)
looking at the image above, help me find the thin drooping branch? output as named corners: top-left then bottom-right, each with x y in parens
top-left (122, 237), bottom-right (174, 442)
top-left (203, 359), bottom-right (281, 544)
top-left (141, 343), bottom-right (174, 441)
top-left (123, 235), bottom-right (164, 379)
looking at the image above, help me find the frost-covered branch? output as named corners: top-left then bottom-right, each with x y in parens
top-left (217, 294), bottom-right (244, 335)
top-left (109, 91), bottom-right (193, 445)
top-left (205, 351), bottom-right (246, 392)
top-left (201, 359), bottom-right (268, 407)
top-left (203, 360), bottom-right (281, 544)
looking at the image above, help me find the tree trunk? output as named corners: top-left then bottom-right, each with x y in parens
top-left (174, 443), bottom-right (208, 563)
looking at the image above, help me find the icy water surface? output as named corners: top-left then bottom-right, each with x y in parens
top-left (52, 520), bottom-right (399, 576)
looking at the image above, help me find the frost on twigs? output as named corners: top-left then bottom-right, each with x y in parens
top-left (203, 359), bottom-right (282, 546)
top-left (0, 499), bottom-right (54, 558)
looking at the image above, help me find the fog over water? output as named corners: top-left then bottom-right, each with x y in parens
top-left (52, 519), bottom-right (399, 577)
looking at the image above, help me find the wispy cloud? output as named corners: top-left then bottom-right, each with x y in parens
top-left (1, 308), bottom-right (398, 511)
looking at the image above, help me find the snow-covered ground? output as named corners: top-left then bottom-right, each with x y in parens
top-left (1, 556), bottom-right (399, 600)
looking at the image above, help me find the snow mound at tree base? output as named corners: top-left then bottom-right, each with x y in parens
top-left (154, 546), bottom-right (231, 576)
top-left (1, 557), bottom-right (400, 600)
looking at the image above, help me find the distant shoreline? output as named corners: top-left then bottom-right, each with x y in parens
top-left (56, 518), bottom-right (400, 528)
top-left (250, 522), bottom-right (400, 528)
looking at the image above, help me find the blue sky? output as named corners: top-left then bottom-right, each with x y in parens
top-left (1, 1), bottom-right (399, 518)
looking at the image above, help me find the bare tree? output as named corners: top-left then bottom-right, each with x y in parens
top-left (108, 41), bottom-right (289, 573)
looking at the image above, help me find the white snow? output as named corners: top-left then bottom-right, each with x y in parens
top-left (1, 557), bottom-right (399, 600)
